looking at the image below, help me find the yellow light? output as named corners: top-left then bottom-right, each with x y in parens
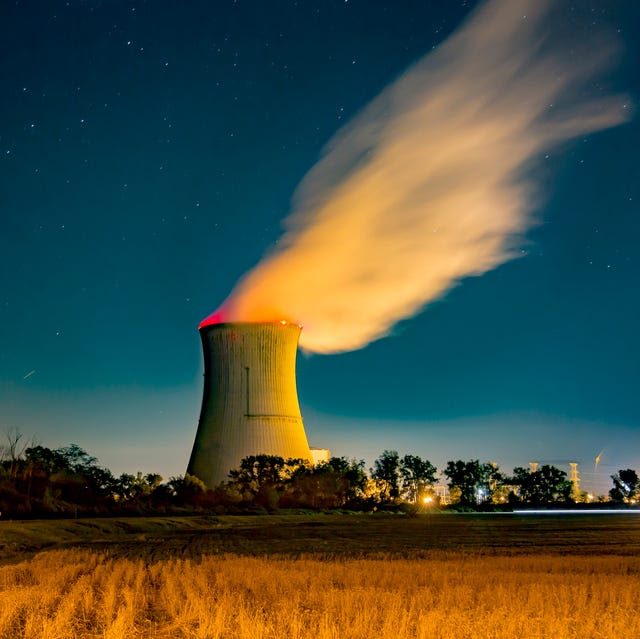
top-left (423, 496), bottom-right (433, 504)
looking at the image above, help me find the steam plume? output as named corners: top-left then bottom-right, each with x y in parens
top-left (208, 0), bottom-right (629, 353)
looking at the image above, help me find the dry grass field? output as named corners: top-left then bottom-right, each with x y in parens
top-left (1, 513), bottom-right (640, 638)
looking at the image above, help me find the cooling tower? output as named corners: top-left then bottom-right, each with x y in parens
top-left (187, 321), bottom-right (313, 486)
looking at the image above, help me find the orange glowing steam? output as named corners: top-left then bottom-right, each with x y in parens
top-left (202, 0), bottom-right (630, 353)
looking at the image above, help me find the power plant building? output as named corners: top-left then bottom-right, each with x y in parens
top-left (310, 447), bottom-right (332, 465)
top-left (188, 321), bottom-right (313, 486)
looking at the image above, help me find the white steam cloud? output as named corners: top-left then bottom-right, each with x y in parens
top-left (213, 0), bottom-right (629, 353)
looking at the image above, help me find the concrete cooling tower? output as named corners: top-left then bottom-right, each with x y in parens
top-left (187, 321), bottom-right (313, 486)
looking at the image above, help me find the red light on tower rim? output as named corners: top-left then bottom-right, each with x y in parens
top-left (198, 311), bottom-right (225, 329)
top-left (198, 311), bottom-right (302, 330)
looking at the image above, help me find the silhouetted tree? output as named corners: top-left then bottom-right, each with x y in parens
top-left (19, 443), bottom-right (116, 512)
top-left (1, 428), bottom-right (28, 479)
top-left (165, 473), bottom-right (207, 505)
top-left (114, 472), bottom-right (163, 502)
top-left (228, 455), bottom-right (288, 490)
top-left (24, 445), bottom-right (69, 474)
top-left (371, 450), bottom-right (401, 501)
top-left (399, 455), bottom-right (437, 503)
top-left (281, 457), bottom-right (368, 508)
top-left (610, 469), bottom-right (640, 503)
top-left (227, 455), bottom-right (312, 509)
top-left (327, 457), bottom-right (368, 503)
top-left (510, 465), bottom-right (573, 504)
top-left (443, 460), bottom-right (494, 506)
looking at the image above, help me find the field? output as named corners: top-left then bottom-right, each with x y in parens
top-left (1, 513), bottom-right (640, 638)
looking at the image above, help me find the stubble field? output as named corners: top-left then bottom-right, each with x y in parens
top-left (1, 513), bottom-right (639, 638)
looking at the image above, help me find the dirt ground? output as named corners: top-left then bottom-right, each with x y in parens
top-left (2, 511), bottom-right (640, 563)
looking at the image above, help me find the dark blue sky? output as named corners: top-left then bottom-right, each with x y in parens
top-left (1, 0), bottom-right (638, 494)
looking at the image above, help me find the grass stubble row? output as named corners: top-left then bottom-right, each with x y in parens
top-left (0, 549), bottom-right (638, 639)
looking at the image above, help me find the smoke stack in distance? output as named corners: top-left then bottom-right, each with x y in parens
top-left (187, 321), bottom-right (312, 486)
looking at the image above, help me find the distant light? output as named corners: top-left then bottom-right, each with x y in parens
top-left (423, 496), bottom-right (433, 504)
top-left (514, 510), bottom-right (640, 515)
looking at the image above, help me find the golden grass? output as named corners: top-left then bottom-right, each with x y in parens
top-left (0, 549), bottom-right (638, 638)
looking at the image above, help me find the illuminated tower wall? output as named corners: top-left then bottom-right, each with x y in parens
top-left (187, 322), bottom-right (313, 486)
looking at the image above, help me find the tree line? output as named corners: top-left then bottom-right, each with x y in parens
top-left (1, 431), bottom-right (639, 518)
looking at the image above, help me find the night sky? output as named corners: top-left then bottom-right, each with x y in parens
top-left (1, 0), bottom-right (638, 495)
